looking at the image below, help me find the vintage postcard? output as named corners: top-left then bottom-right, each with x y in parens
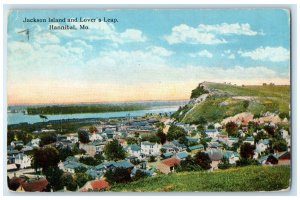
top-left (6, 9), bottom-right (291, 192)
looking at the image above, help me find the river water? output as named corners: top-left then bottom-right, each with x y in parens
top-left (7, 106), bottom-right (179, 125)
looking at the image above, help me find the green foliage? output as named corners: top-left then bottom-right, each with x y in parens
top-left (272, 139), bottom-right (288, 152)
top-left (72, 144), bottom-right (86, 155)
top-left (132, 170), bottom-right (148, 181)
top-left (141, 134), bottom-right (160, 144)
top-left (190, 130), bottom-right (197, 137)
top-left (207, 124), bottom-right (215, 129)
top-left (178, 136), bottom-right (189, 147)
top-left (27, 104), bottom-right (146, 115)
top-left (104, 139), bottom-right (126, 161)
top-left (279, 112), bottom-right (290, 120)
top-left (155, 122), bottom-right (166, 129)
top-left (160, 148), bottom-right (167, 154)
top-left (149, 155), bottom-right (156, 162)
top-left (226, 122), bottom-right (239, 137)
top-left (79, 156), bottom-right (101, 166)
top-left (156, 129), bottom-right (167, 144)
top-left (8, 131), bottom-right (34, 145)
top-left (254, 130), bottom-right (268, 144)
top-left (61, 173), bottom-right (77, 191)
top-left (176, 156), bottom-right (203, 172)
top-left (78, 130), bottom-right (90, 144)
top-left (181, 83), bottom-right (290, 124)
top-left (264, 125), bottom-right (276, 137)
top-left (243, 100), bottom-right (250, 109)
top-left (236, 158), bottom-right (258, 167)
top-left (44, 166), bottom-right (64, 191)
top-left (57, 146), bottom-right (73, 162)
top-left (74, 166), bottom-right (87, 173)
top-left (32, 147), bottom-right (60, 172)
top-left (112, 166), bottom-right (291, 192)
top-left (197, 124), bottom-right (205, 133)
top-left (94, 152), bottom-right (105, 164)
top-left (7, 132), bottom-right (16, 145)
top-left (195, 116), bottom-right (208, 125)
top-left (104, 167), bottom-right (132, 184)
top-left (171, 104), bottom-right (193, 121)
top-left (126, 137), bottom-right (138, 145)
top-left (240, 143), bottom-right (256, 160)
top-left (218, 158), bottom-right (232, 169)
top-left (39, 133), bottom-right (57, 147)
top-left (15, 145), bottom-right (23, 151)
top-left (167, 125), bottom-right (187, 141)
top-left (194, 152), bottom-right (211, 170)
top-left (75, 173), bottom-right (93, 187)
top-left (200, 139), bottom-right (208, 150)
top-left (190, 85), bottom-right (209, 99)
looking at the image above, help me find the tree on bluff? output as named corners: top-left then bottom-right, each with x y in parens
top-left (190, 85), bottom-right (209, 99)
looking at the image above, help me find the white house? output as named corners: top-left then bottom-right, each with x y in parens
top-left (89, 133), bottom-right (103, 142)
top-left (227, 137), bottom-right (239, 147)
top-left (214, 123), bottom-right (222, 130)
top-left (223, 151), bottom-right (240, 164)
top-left (141, 141), bottom-right (161, 156)
top-left (14, 153), bottom-right (31, 169)
top-left (205, 129), bottom-right (219, 138)
top-left (256, 139), bottom-right (270, 154)
top-left (280, 129), bottom-right (291, 147)
top-left (31, 138), bottom-right (40, 147)
top-left (243, 136), bottom-right (255, 145)
top-left (65, 134), bottom-right (79, 143)
top-left (126, 144), bottom-right (141, 158)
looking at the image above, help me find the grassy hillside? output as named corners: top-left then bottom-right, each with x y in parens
top-left (111, 165), bottom-right (290, 192)
top-left (178, 82), bottom-right (290, 123)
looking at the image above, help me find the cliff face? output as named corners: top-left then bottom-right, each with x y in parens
top-left (172, 82), bottom-right (290, 124)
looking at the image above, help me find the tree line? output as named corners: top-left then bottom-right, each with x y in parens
top-left (27, 104), bottom-right (147, 115)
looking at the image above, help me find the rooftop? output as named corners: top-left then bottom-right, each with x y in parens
top-left (161, 157), bottom-right (181, 167)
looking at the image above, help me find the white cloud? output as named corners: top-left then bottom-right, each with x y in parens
top-left (119, 29), bottom-right (146, 42)
top-left (190, 50), bottom-right (213, 58)
top-left (165, 23), bottom-right (259, 45)
top-left (8, 40), bottom-right (289, 104)
top-left (147, 46), bottom-right (174, 57)
top-left (198, 23), bottom-right (259, 36)
top-left (51, 21), bottom-right (147, 45)
top-left (228, 54), bottom-right (235, 59)
top-left (66, 39), bottom-right (93, 50)
top-left (224, 49), bottom-right (231, 54)
top-left (34, 32), bottom-right (60, 44)
top-left (238, 46), bottom-right (290, 62)
top-left (165, 24), bottom-right (227, 45)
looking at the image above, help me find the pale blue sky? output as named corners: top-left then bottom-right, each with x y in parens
top-left (7, 9), bottom-right (290, 104)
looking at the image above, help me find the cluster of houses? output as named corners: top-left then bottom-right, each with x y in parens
top-left (7, 114), bottom-right (291, 192)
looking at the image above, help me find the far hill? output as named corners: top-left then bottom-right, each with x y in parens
top-left (172, 82), bottom-right (290, 124)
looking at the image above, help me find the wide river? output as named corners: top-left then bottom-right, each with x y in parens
top-left (7, 106), bottom-right (179, 125)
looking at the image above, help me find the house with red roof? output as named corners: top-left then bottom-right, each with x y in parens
top-left (79, 180), bottom-right (110, 192)
top-left (16, 178), bottom-right (48, 192)
top-left (157, 157), bottom-right (181, 174)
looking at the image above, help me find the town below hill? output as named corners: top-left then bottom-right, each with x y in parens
top-left (7, 82), bottom-right (291, 192)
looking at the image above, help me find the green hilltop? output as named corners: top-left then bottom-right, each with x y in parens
top-left (172, 82), bottom-right (290, 124)
top-left (111, 165), bottom-right (290, 192)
